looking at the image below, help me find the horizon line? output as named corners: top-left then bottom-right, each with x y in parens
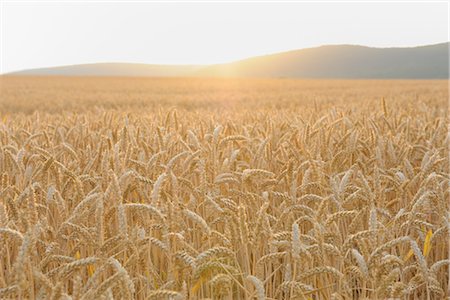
top-left (3, 41), bottom-right (449, 75)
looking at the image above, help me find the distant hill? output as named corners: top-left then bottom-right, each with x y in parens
top-left (9, 43), bottom-right (449, 79)
top-left (10, 63), bottom-right (203, 77)
top-left (198, 43), bottom-right (449, 79)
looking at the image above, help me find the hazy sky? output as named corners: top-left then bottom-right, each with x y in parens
top-left (1, 1), bottom-right (448, 73)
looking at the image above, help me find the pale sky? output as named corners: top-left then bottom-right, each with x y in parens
top-left (1, 1), bottom-right (448, 74)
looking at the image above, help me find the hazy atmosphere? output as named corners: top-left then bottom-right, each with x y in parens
top-left (0, 2), bottom-right (449, 300)
top-left (1, 2), bottom-right (448, 74)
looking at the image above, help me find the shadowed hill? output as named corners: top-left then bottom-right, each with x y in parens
top-left (9, 43), bottom-right (449, 79)
top-left (197, 43), bottom-right (449, 79)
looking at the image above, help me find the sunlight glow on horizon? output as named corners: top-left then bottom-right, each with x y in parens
top-left (1, 2), bottom-right (448, 73)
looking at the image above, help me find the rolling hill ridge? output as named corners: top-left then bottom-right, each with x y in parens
top-left (9, 43), bottom-right (449, 79)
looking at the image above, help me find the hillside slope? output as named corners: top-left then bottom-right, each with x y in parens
top-left (9, 43), bottom-right (449, 79)
top-left (197, 43), bottom-right (449, 79)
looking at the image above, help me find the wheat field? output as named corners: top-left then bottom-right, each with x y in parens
top-left (0, 77), bottom-right (448, 299)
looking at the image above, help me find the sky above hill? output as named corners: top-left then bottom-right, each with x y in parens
top-left (1, 1), bottom-right (448, 74)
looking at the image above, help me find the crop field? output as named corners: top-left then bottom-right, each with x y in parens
top-left (0, 77), bottom-right (448, 299)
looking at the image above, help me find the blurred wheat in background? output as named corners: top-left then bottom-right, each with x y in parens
top-left (0, 77), bottom-right (448, 299)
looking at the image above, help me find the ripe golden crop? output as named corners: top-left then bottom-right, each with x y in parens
top-left (0, 77), bottom-right (448, 299)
